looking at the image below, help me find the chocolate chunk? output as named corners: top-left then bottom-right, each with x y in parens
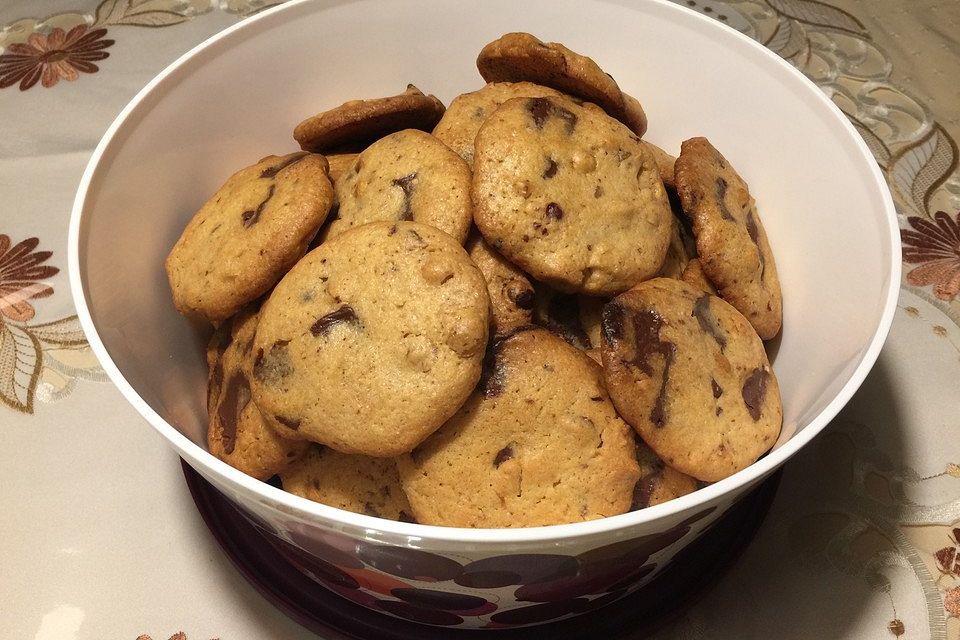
top-left (692, 295), bottom-right (727, 350)
top-left (259, 152), bottom-right (309, 178)
top-left (275, 415), bottom-right (301, 430)
top-left (310, 305), bottom-right (360, 337)
top-left (526, 97), bottom-right (577, 133)
top-left (507, 284), bottom-right (535, 310)
top-left (742, 368), bottom-right (769, 420)
top-left (398, 510), bottom-right (418, 523)
top-left (392, 172), bottom-right (417, 221)
top-left (630, 465), bottom-right (664, 510)
top-left (715, 177), bottom-right (735, 221)
top-left (601, 302), bottom-right (625, 343)
top-left (624, 310), bottom-right (677, 428)
top-left (594, 185), bottom-right (604, 198)
top-left (241, 184), bottom-right (275, 228)
top-left (217, 372), bottom-right (251, 454)
top-left (545, 202), bottom-right (564, 220)
top-left (590, 395), bottom-right (603, 402)
top-left (542, 158), bottom-right (558, 179)
top-left (493, 444), bottom-right (515, 468)
top-left (711, 378), bottom-right (723, 398)
top-left (746, 209), bottom-right (765, 273)
top-left (363, 502), bottom-right (381, 517)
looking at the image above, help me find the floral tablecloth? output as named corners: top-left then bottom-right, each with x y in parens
top-left (1, 1), bottom-right (958, 638)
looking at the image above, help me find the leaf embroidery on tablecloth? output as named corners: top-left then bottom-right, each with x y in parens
top-left (0, 234), bottom-right (103, 414)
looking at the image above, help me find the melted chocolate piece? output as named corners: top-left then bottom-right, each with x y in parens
top-left (545, 202), bottom-right (564, 220)
top-left (259, 152), bottom-right (309, 178)
top-left (627, 310), bottom-right (677, 428)
top-left (601, 302), bottom-right (625, 343)
top-left (392, 172), bottom-right (417, 221)
top-left (310, 305), bottom-right (360, 337)
top-left (711, 378), bottom-right (723, 398)
top-left (630, 466), bottom-right (664, 510)
top-left (715, 177), bottom-right (735, 221)
top-left (745, 209), bottom-right (766, 273)
top-left (526, 97), bottom-right (577, 133)
top-left (493, 444), bottom-right (515, 468)
top-left (275, 415), bottom-right (301, 430)
top-left (594, 185), bottom-right (604, 198)
top-left (509, 286), bottom-right (535, 310)
top-left (241, 184), bottom-right (275, 228)
top-left (542, 158), bottom-right (558, 179)
top-left (692, 295), bottom-right (727, 351)
top-left (742, 368), bottom-right (770, 420)
top-left (398, 510), bottom-right (417, 524)
top-left (217, 371), bottom-right (251, 454)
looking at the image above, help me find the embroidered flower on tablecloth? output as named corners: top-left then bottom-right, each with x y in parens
top-left (0, 25), bottom-right (113, 91)
top-left (0, 235), bottom-right (59, 322)
top-left (901, 210), bottom-right (960, 302)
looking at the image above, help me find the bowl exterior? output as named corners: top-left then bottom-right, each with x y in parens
top-left (197, 464), bottom-right (746, 628)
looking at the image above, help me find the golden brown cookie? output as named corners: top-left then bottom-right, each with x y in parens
top-left (166, 152), bottom-right (334, 322)
top-left (476, 32), bottom-right (647, 136)
top-left (280, 446), bottom-right (415, 521)
top-left (206, 306), bottom-right (309, 480)
top-left (325, 130), bottom-right (472, 244)
top-left (397, 328), bottom-right (640, 527)
top-left (473, 95), bottom-right (671, 295)
top-left (600, 278), bottom-right (782, 482)
top-left (675, 137), bottom-right (782, 339)
top-left (432, 81), bottom-right (565, 165)
top-left (640, 141), bottom-right (676, 188)
top-left (294, 85), bottom-right (445, 153)
top-left (250, 221), bottom-right (490, 457)
top-left (325, 152), bottom-right (359, 183)
top-left (467, 233), bottom-right (535, 336)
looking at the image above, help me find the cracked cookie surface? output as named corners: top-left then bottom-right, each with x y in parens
top-left (250, 220), bottom-right (490, 457)
top-left (397, 327), bottom-right (639, 527)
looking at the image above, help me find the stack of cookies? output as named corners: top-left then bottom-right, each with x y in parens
top-left (165, 32), bottom-right (783, 528)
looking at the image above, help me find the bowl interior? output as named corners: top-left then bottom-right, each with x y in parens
top-left (71, 0), bottom-right (897, 530)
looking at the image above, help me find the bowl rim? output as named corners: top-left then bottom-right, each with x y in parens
top-left (68, 0), bottom-right (901, 544)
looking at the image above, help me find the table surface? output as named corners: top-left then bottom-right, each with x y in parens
top-left (2, 1), bottom-right (959, 638)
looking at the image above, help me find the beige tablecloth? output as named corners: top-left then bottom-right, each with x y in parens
top-left (1, 1), bottom-right (958, 638)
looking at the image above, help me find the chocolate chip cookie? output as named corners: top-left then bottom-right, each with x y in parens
top-left (674, 137), bottom-right (782, 339)
top-left (631, 437), bottom-right (698, 509)
top-left (250, 221), bottom-right (490, 457)
top-left (600, 278), bottom-right (781, 482)
top-left (466, 233), bottom-right (535, 336)
top-left (472, 95), bottom-right (671, 295)
top-left (294, 85), bottom-right (446, 153)
top-left (165, 152), bottom-right (334, 322)
top-left (207, 305), bottom-right (309, 480)
top-left (397, 327), bottom-right (639, 527)
top-left (325, 129), bottom-right (472, 244)
top-left (432, 81), bottom-right (564, 165)
top-left (280, 445), bottom-right (415, 521)
top-left (476, 32), bottom-right (647, 136)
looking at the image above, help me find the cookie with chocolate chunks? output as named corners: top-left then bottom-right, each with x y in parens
top-left (433, 81), bottom-right (565, 165)
top-left (294, 84), bottom-right (445, 154)
top-left (600, 278), bottom-right (781, 482)
top-left (166, 152), bottom-right (334, 322)
top-left (280, 445), bottom-right (415, 522)
top-left (326, 130), bottom-right (472, 244)
top-left (476, 32), bottom-right (647, 136)
top-left (397, 328), bottom-right (639, 527)
top-left (250, 221), bottom-right (490, 457)
top-left (472, 95), bottom-right (671, 296)
top-left (674, 137), bottom-right (782, 339)
top-left (467, 233), bottom-right (535, 336)
top-left (206, 305), bottom-right (309, 480)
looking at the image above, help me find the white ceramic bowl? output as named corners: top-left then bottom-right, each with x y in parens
top-left (69, 0), bottom-right (899, 629)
